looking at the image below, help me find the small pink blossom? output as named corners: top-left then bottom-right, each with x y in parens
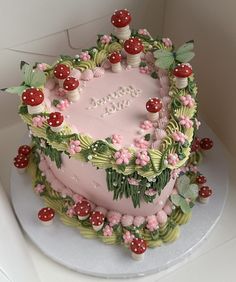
top-left (66, 206), bottom-right (76, 218)
top-left (127, 178), bottom-right (140, 186)
top-left (68, 140), bottom-right (81, 155)
top-left (107, 211), bottom-right (121, 226)
top-left (121, 215), bottom-right (134, 227)
top-left (145, 188), bottom-right (157, 196)
top-left (133, 216), bottom-right (145, 227)
top-left (172, 131), bottom-right (187, 145)
top-left (167, 153), bottom-right (179, 166)
top-left (103, 225), bottom-right (113, 237)
top-left (139, 65), bottom-right (150, 74)
top-left (146, 215), bottom-right (159, 231)
top-left (180, 95), bottom-right (195, 108)
top-left (114, 148), bottom-right (132, 165)
top-left (179, 116), bottom-right (193, 128)
top-left (162, 38), bottom-right (173, 48)
top-left (56, 99), bottom-right (70, 111)
top-left (56, 87), bottom-right (68, 97)
top-left (100, 35), bottom-right (112, 44)
top-left (135, 150), bottom-right (150, 167)
top-left (189, 164), bottom-right (198, 173)
top-left (34, 184), bottom-right (45, 194)
top-left (195, 118), bottom-right (201, 129)
top-left (123, 231), bottom-right (135, 244)
top-left (37, 63), bottom-right (48, 71)
top-left (111, 134), bottom-right (123, 145)
top-left (134, 138), bottom-right (149, 149)
top-left (140, 120), bottom-right (153, 130)
top-left (32, 116), bottom-right (47, 127)
top-left (80, 51), bottom-right (91, 61)
top-left (181, 166), bottom-right (190, 173)
top-left (171, 168), bottom-right (181, 179)
top-left (138, 28), bottom-right (151, 37)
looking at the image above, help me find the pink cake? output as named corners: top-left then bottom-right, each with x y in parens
top-left (7, 9), bottom-right (214, 260)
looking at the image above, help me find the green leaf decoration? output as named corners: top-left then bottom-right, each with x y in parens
top-left (154, 49), bottom-right (174, 69)
top-left (171, 194), bottom-right (181, 206)
top-left (176, 175), bottom-right (190, 196)
top-left (184, 184), bottom-right (198, 201)
top-left (22, 64), bottom-right (46, 87)
top-left (20, 61), bottom-right (29, 70)
top-left (4, 85), bottom-right (27, 95)
top-left (179, 198), bottom-right (191, 214)
top-left (176, 42), bottom-right (195, 63)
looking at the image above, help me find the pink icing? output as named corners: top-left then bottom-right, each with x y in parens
top-left (172, 131), bottom-right (187, 144)
top-left (37, 63), bottom-right (48, 71)
top-left (167, 153), bottom-right (179, 166)
top-left (162, 38), bottom-right (172, 47)
top-left (133, 216), bottom-right (145, 227)
top-left (34, 184), bottom-right (45, 194)
top-left (135, 150), bottom-right (150, 167)
top-left (156, 210), bottom-right (168, 225)
top-left (180, 94), bottom-right (195, 108)
top-left (95, 206), bottom-right (108, 216)
top-left (32, 116), bottom-right (47, 127)
top-left (100, 35), bottom-right (112, 44)
top-left (123, 231), bottom-right (135, 244)
top-left (111, 134), bottom-right (123, 145)
top-left (107, 211), bottom-right (122, 226)
top-left (146, 215), bottom-right (159, 231)
top-left (45, 78), bottom-right (56, 90)
top-left (114, 148), bottom-right (132, 165)
top-left (121, 215), bottom-right (134, 227)
top-left (179, 116), bottom-right (193, 128)
top-left (93, 67), bottom-right (105, 78)
top-left (56, 99), bottom-right (70, 111)
top-left (140, 120), bottom-right (153, 130)
top-left (103, 225), bottom-right (113, 236)
top-left (72, 194), bottom-right (84, 203)
top-left (70, 68), bottom-right (81, 80)
top-left (68, 140), bottom-right (81, 154)
top-left (81, 69), bottom-right (94, 81)
top-left (79, 51), bottom-right (91, 61)
top-left (134, 138), bottom-right (149, 149)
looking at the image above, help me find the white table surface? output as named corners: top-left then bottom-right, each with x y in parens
top-left (0, 122), bottom-right (236, 282)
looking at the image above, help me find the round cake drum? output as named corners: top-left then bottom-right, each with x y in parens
top-left (10, 122), bottom-right (228, 278)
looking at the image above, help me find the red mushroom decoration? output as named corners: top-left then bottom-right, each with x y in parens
top-left (111, 9), bottom-right (132, 40)
top-left (108, 52), bottom-right (122, 73)
top-left (63, 76), bottom-right (80, 102)
top-left (124, 37), bottom-right (144, 67)
top-left (18, 145), bottom-right (31, 156)
top-left (146, 98), bottom-right (163, 121)
top-left (54, 63), bottom-right (71, 87)
top-left (173, 64), bottom-right (192, 89)
top-left (13, 154), bottom-right (29, 173)
top-left (200, 138), bottom-right (214, 151)
top-left (130, 237), bottom-right (147, 260)
top-left (191, 137), bottom-right (201, 152)
top-left (38, 207), bottom-right (55, 225)
top-left (196, 175), bottom-right (207, 185)
top-left (89, 211), bottom-right (105, 231)
top-left (74, 200), bottom-right (91, 220)
top-left (22, 87), bottom-right (44, 114)
top-left (47, 112), bottom-right (64, 132)
top-left (198, 186), bottom-right (213, 204)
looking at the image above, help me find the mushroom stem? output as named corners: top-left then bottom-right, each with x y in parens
top-left (131, 252), bottom-right (145, 261)
top-left (147, 112), bottom-right (159, 122)
top-left (78, 214), bottom-right (90, 221)
top-left (198, 196), bottom-right (209, 204)
top-left (58, 79), bottom-right (65, 88)
top-left (114, 25), bottom-right (131, 40)
top-left (92, 223), bottom-right (104, 232)
top-left (67, 89), bottom-right (80, 102)
top-left (27, 104), bottom-right (45, 115)
top-left (111, 62), bottom-right (122, 73)
top-left (17, 168), bottom-right (26, 174)
top-left (50, 122), bottom-right (64, 133)
top-left (175, 77), bottom-right (188, 89)
top-left (40, 219), bottom-right (54, 226)
top-left (126, 53), bottom-right (141, 67)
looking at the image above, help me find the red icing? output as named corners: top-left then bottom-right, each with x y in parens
top-left (54, 64), bottom-right (70, 79)
top-left (18, 145), bottom-right (31, 156)
top-left (146, 98), bottom-right (162, 113)
top-left (89, 211), bottom-right (105, 226)
top-left (199, 186), bottom-right (213, 198)
top-left (108, 52), bottom-right (122, 64)
top-left (22, 88), bottom-right (44, 106)
top-left (130, 237), bottom-right (147, 254)
top-left (38, 207), bottom-right (55, 221)
top-left (74, 200), bottom-right (91, 216)
top-left (13, 154), bottom-right (29, 168)
top-left (63, 76), bottom-right (79, 91)
top-left (173, 64), bottom-right (192, 78)
top-left (200, 138), bottom-right (213, 150)
top-left (111, 9), bottom-right (131, 28)
top-left (196, 175), bottom-right (207, 185)
top-left (124, 37), bottom-right (143, 55)
top-left (47, 112), bottom-right (64, 127)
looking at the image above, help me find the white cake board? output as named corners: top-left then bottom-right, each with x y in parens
top-left (10, 122), bottom-right (228, 278)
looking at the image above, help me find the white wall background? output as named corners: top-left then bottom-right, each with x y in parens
top-left (0, 0), bottom-right (235, 159)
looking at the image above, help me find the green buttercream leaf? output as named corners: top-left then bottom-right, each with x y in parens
top-left (22, 64), bottom-right (46, 87)
top-left (5, 85), bottom-right (27, 95)
top-left (171, 194), bottom-right (181, 206)
top-left (179, 198), bottom-right (191, 214)
top-left (20, 61), bottom-right (29, 70)
top-left (176, 42), bottom-right (194, 55)
top-left (18, 105), bottom-right (28, 114)
top-left (176, 51), bottom-right (195, 63)
top-left (176, 175), bottom-right (190, 196)
top-left (176, 42), bottom-right (195, 63)
top-left (184, 183), bottom-right (198, 201)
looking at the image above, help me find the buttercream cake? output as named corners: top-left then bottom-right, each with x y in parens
top-left (7, 9), bottom-right (214, 260)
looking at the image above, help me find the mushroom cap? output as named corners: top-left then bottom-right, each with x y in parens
top-left (173, 64), bottom-right (193, 78)
top-left (199, 186), bottom-right (213, 198)
top-left (18, 145), bottom-right (31, 156)
top-left (38, 207), bottom-right (55, 222)
top-left (191, 137), bottom-right (201, 152)
top-left (108, 52), bottom-right (122, 64)
top-left (89, 211), bottom-right (105, 226)
top-left (13, 154), bottom-right (29, 168)
top-left (200, 138), bottom-right (214, 150)
top-left (146, 98), bottom-right (162, 113)
top-left (130, 237), bottom-right (147, 254)
top-left (54, 63), bottom-right (71, 79)
top-left (74, 200), bottom-right (91, 217)
top-left (111, 9), bottom-right (131, 28)
top-left (22, 88), bottom-right (44, 106)
top-left (63, 76), bottom-right (79, 91)
top-left (196, 175), bottom-right (207, 185)
top-left (47, 112), bottom-right (64, 127)
top-left (124, 37), bottom-right (144, 55)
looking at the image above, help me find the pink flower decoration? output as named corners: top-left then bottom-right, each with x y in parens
top-left (138, 28), bottom-right (151, 37)
top-left (66, 206), bottom-right (76, 218)
top-left (107, 211), bottom-right (121, 226)
top-left (162, 38), bottom-right (172, 47)
top-left (123, 231), bottom-right (135, 244)
top-left (189, 164), bottom-right (198, 173)
top-left (111, 134), bottom-right (123, 145)
top-left (179, 116), bottom-right (193, 128)
top-left (140, 120), bottom-right (153, 130)
top-left (180, 95), bottom-right (195, 108)
top-left (34, 184), bottom-right (45, 194)
top-left (68, 140), bottom-right (81, 155)
top-left (172, 131), bottom-right (187, 145)
top-left (139, 65), bottom-right (150, 74)
top-left (114, 148), bottom-right (132, 165)
top-left (100, 35), bottom-right (112, 44)
top-left (134, 138), bottom-right (149, 149)
top-left (167, 153), bottom-right (179, 166)
top-left (146, 215), bottom-right (159, 231)
top-left (133, 216), bottom-right (145, 227)
top-left (56, 87), bottom-right (68, 97)
top-left (121, 215), bottom-right (134, 227)
top-left (103, 225), bottom-right (113, 237)
top-left (145, 188), bottom-right (157, 196)
top-left (127, 178), bottom-right (140, 186)
top-left (171, 168), bottom-right (181, 179)
top-left (37, 63), bottom-right (48, 71)
top-left (32, 116), bottom-right (47, 127)
top-left (156, 210), bottom-right (168, 225)
top-left (135, 150), bottom-right (150, 167)
top-left (80, 51), bottom-right (91, 61)
top-left (157, 117), bottom-right (169, 129)
top-left (56, 99), bottom-right (70, 111)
